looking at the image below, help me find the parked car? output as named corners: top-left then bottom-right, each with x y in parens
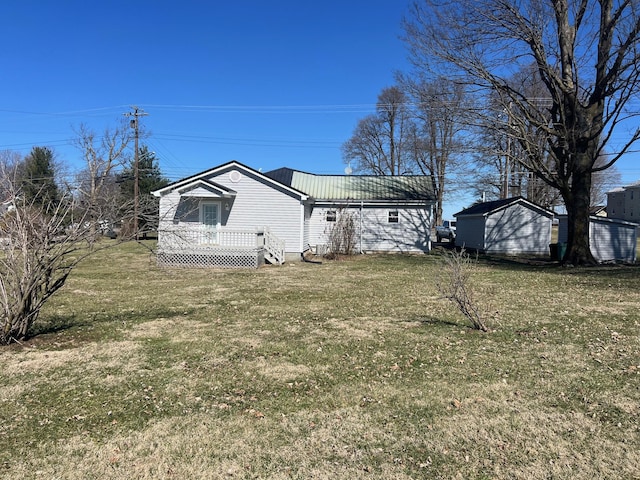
top-left (436, 220), bottom-right (456, 242)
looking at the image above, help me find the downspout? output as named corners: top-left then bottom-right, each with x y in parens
top-left (360, 200), bottom-right (363, 254)
top-left (300, 200), bottom-right (306, 256)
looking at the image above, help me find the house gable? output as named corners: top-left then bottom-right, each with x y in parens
top-left (177, 179), bottom-right (237, 198)
top-left (153, 161), bottom-right (307, 201)
top-left (455, 196), bottom-right (553, 219)
top-left (155, 161), bottom-right (309, 258)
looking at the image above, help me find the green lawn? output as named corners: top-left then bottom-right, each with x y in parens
top-left (1, 242), bottom-right (638, 479)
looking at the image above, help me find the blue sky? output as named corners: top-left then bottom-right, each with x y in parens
top-left (1, 1), bottom-right (639, 220)
top-left (0, 1), bottom-right (412, 175)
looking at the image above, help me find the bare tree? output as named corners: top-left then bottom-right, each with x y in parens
top-left (73, 122), bottom-right (132, 235)
top-left (342, 86), bottom-right (415, 175)
top-left (0, 150), bottom-right (23, 202)
top-left (475, 92), bottom-right (564, 208)
top-left (405, 0), bottom-right (640, 265)
top-left (0, 182), bottom-right (100, 345)
top-left (402, 76), bottom-right (468, 226)
top-left (0, 122), bottom-right (136, 345)
top-left (474, 116), bottom-right (516, 201)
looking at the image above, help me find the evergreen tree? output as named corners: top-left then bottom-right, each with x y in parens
top-left (21, 147), bottom-right (59, 210)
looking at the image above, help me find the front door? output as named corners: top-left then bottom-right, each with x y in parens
top-left (201, 202), bottom-right (219, 244)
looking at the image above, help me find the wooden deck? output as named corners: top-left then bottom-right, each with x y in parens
top-left (156, 226), bottom-right (284, 268)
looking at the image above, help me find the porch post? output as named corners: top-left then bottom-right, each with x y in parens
top-left (256, 228), bottom-right (265, 248)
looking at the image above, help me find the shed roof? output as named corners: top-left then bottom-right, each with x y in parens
top-left (264, 167), bottom-right (435, 202)
top-left (556, 213), bottom-right (639, 227)
top-left (455, 197), bottom-right (553, 218)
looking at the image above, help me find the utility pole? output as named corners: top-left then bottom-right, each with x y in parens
top-left (502, 102), bottom-right (512, 200)
top-left (124, 106), bottom-right (148, 238)
top-left (503, 136), bottom-right (510, 199)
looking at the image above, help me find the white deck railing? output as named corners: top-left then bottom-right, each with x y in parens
top-left (157, 225), bottom-right (285, 266)
top-left (264, 228), bottom-right (285, 264)
top-left (158, 225), bottom-right (266, 250)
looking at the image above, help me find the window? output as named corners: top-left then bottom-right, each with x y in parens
top-left (326, 210), bottom-right (337, 222)
top-left (388, 210), bottom-right (399, 223)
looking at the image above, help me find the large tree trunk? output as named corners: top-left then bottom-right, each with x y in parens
top-left (563, 167), bottom-right (597, 266)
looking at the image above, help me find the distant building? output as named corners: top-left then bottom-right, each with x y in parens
top-left (590, 205), bottom-right (607, 217)
top-left (607, 181), bottom-right (640, 221)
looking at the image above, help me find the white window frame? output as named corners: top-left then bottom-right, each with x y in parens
top-left (388, 210), bottom-right (399, 223)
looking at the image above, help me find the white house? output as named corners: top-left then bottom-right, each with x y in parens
top-left (454, 197), bottom-right (554, 255)
top-left (606, 181), bottom-right (640, 222)
top-left (152, 161), bottom-right (435, 268)
top-left (557, 215), bottom-right (638, 263)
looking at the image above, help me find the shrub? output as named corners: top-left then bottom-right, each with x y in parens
top-left (435, 248), bottom-right (488, 331)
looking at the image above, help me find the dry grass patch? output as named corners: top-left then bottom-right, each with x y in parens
top-left (249, 356), bottom-right (312, 382)
top-left (0, 340), bottom-right (142, 376)
top-left (430, 406), bottom-right (639, 479)
top-left (127, 317), bottom-right (213, 341)
top-left (9, 411), bottom-right (420, 479)
top-left (0, 245), bottom-right (638, 479)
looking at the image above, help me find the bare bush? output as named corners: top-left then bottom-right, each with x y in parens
top-left (325, 208), bottom-right (357, 258)
top-left (435, 248), bottom-right (488, 332)
top-left (0, 193), bottom-right (99, 345)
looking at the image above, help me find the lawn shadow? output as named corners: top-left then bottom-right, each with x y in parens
top-left (409, 314), bottom-right (463, 329)
top-left (29, 313), bottom-right (90, 338)
top-left (477, 252), bottom-right (640, 282)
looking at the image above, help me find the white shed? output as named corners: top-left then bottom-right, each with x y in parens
top-left (557, 215), bottom-right (638, 263)
top-left (454, 197), bottom-right (553, 255)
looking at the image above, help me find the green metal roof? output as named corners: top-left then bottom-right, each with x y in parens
top-left (265, 168), bottom-right (435, 202)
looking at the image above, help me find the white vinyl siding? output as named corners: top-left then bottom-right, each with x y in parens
top-left (484, 204), bottom-right (551, 254)
top-left (302, 204), bottom-right (312, 250)
top-left (208, 169), bottom-right (303, 254)
top-left (558, 216), bottom-right (638, 262)
top-left (360, 207), bottom-right (430, 252)
top-left (307, 204), bottom-right (432, 253)
top-left (308, 207), bottom-right (340, 249)
top-left (158, 189), bottom-right (182, 226)
top-left (456, 202), bottom-right (552, 255)
top-left (157, 168), bottom-right (305, 255)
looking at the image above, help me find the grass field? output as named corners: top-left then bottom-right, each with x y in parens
top-left (1, 241), bottom-right (639, 479)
